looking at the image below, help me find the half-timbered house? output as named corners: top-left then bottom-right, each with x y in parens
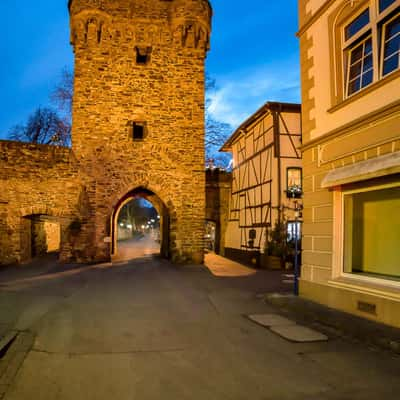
top-left (220, 102), bottom-right (302, 267)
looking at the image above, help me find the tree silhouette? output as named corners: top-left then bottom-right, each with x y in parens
top-left (8, 107), bottom-right (70, 146)
top-left (205, 75), bottom-right (232, 168)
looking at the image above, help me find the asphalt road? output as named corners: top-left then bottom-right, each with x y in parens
top-left (114, 235), bottom-right (160, 261)
top-left (0, 246), bottom-right (399, 399)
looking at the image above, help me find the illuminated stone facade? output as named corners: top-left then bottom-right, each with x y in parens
top-left (0, 0), bottom-right (211, 265)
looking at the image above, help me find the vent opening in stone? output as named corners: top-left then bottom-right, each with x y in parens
top-left (135, 47), bottom-right (151, 65)
top-left (132, 123), bottom-right (145, 140)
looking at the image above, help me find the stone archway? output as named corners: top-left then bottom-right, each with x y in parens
top-left (111, 187), bottom-right (170, 260)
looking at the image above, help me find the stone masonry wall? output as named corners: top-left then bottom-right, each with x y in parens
top-left (69, 0), bottom-right (212, 263)
top-left (205, 169), bottom-right (231, 256)
top-left (0, 141), bottom-right (81, 264)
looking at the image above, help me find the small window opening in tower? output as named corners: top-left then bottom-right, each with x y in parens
top-left (132, 122), bottom-right (146, 140)
top-left (135, 46), bottom-right (152, 65)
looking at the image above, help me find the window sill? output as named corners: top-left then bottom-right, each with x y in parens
top-left (328, 275), bottom-right (400, 302)
top-left (328, 68), bottom-right (400, 114)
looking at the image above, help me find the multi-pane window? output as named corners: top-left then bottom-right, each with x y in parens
top-left (343, 1), bottom-right (400, 97)
top-left (347, 37), bottom-right (373, 95)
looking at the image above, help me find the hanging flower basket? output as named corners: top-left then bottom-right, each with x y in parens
top-left (286, 185), bottom-right (302, 199)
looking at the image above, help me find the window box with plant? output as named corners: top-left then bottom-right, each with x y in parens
top-left (286, 167), bottom-right (302, 199)
top-left (286, 184), bottom-right (303, 199)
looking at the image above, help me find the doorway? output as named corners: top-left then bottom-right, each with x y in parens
top-left (20, 214), bottom-right (61, 262)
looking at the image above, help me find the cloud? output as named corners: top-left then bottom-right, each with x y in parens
top-left (208, 58), bottom-right (300, 129)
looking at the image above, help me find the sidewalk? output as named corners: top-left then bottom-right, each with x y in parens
top-left (264, 293), bottom-right (400, 354)
top-left (206, 252), bottom-right (400, 354)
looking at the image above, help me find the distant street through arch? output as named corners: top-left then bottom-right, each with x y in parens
top-left (111, 187), bottom-right (170, 262)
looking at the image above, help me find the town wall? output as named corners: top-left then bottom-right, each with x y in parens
top-left (0, 141), bottom-right (82, 264)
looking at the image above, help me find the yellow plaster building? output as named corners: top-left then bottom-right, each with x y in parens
top-left (298, 0), bottom-right (400, 327)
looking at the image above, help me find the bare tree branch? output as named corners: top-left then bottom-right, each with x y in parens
top-left (51, 67), bottom-right (74, 117)
top-left (205, 74), bottom-right (232, 168)
top-left (8, 107), bottom-right (71, 146)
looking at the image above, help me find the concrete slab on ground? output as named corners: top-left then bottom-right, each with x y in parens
top-left (248, 313), bottom-right (294, 327)
top-left (270, 325), bottom-right (329, 343)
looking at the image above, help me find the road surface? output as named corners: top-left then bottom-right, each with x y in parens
top-left (0, 253), bottom-right (399, 399)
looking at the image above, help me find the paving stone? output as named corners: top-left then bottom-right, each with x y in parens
top-left (270, 324), bottom-right (328, 342)
top-left (248, 314), bottom-right (295, 327)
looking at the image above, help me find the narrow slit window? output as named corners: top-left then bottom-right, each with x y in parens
top-left (132, 122), bottom-right (146, 140)
top-left (135, 47), bottom-right (152, 65)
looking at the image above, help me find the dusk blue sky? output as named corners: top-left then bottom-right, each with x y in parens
top-left (0, 0), bottom-right (300, 139)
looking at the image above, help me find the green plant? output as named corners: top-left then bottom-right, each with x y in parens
top-left (286, 184), bottom-right (302, 199)
top-left (266, 220), bottom-right (289, 259)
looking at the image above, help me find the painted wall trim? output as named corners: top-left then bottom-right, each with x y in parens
top-left (301, 99), bottom-right (400, 150)
top-left (321, 151), bottom-right (400, 187)
top-left (297, 0), bottom-right (335, 37)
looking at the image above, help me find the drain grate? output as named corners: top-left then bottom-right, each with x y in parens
top-left (0, 332), bottom-right (18, 359)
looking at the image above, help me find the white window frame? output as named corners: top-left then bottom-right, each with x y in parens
top-left (380, 12), bottom-right (400, 78)
top-left (333, 181), bottom-right (400, 289)
top-left (341, 0), bottom-right (400, 98)
top-left (342, 6), bottom-right (373, 97)
top-left (345, 34), bottom-right (374, 96)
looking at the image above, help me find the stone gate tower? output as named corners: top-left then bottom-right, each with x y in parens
top-left (68, 0), bottom-right (212, 264)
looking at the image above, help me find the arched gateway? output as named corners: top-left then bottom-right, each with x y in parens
top-left (67, 0), bottom-right (212, 264)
